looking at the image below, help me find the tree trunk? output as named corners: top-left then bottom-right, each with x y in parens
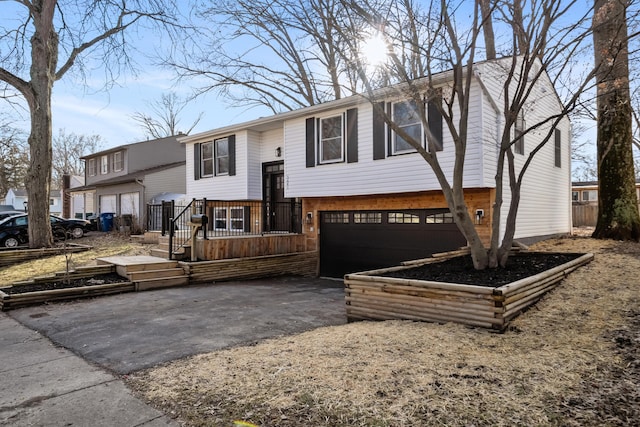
top-left (26, 1), bottom-right (57, 248)
top-left (479, 0), bottom-right (496, 60)
top-left (592, 0), bottom-right (640, 241)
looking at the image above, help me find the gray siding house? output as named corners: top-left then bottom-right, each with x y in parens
top-left (70, 135), bottom-right (186, 231)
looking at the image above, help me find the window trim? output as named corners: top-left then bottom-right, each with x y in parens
top-left (88, 159), bottom-right (97, 177)
top-left (201, 141), bottom-right (214, 177)
top-left (318, 113), bottom-right (345, 164)
top-left (214, 137), bottom-right (230, 176)
top-left (100, 155), bottom-right (109, 174)
top-left (391, 99), bottom-right (422, 155)
top-left (213, 206), bottom-right (245, 231)
top-left (112, 151), bottom-right (124, 172)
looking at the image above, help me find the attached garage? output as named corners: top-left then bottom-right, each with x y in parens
top-left (319, 209), bottom-right (467, 278)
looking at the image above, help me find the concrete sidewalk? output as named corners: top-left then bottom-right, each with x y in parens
top-left (0, 313), bottom-right (178, 427)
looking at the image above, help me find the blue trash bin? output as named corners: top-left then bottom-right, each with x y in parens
top-left (100, 212), bottom-right (115, 232)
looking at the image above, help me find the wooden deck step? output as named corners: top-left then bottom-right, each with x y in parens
top-left (149, 247), bottom-right (190, 260)
top-left (134, 275), bottom-right (190, 291)
top-left (127, 267), bottom-right (186, 281)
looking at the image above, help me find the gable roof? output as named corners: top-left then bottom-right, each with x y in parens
top-left (69, 161), bottom-right (186, 192)
top-left (81, 135), bottom-right (182, 159)
top-left (179, 56), bottom-right (556, 145)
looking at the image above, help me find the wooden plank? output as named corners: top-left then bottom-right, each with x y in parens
top-left (345, 273), bottom-right (495, 294)
top-left (346, 305), bottom-right (497, 329)
top-left (496, 253), bottom-right (594, 296)
top-left (346, 281), bottom-right (496, 304)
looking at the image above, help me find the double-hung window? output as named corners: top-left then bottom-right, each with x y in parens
top-left (111, 151), bottom-right (124, 172)
top-left (213, 207), bottom-right (245, 231)
top-left (100, 155), bottom-right (109, 174)
top-left (215, 137), bottom-right (229, 175)
top-left (201, 142), bottom-right (214, 177)
top-left (319, 115), bottom-right (344, 163)
top-left (392, 100), bottom-right (422, 154)
top-left (88, 159), bottom-right (97, 176)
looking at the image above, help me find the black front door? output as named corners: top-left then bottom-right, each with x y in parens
top-left (263, 161), bottom-right (290, 232)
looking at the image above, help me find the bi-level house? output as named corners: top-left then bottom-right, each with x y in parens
top-left (176, 59), bottom-right (571, 277)
top-left (70, 135), bottom-right (186, 231)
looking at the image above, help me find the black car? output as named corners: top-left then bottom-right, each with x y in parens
top-left (0, 210), bottom-right (25, 221)
top-left (0, 214), bottom-right (92, 248)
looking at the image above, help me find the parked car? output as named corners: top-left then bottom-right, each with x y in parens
top-left (0, 210), bottom-right (25, 221)
top-left (0, 214), bottom-right (92, 248)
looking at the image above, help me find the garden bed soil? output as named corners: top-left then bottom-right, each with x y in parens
top-left (3, 273), bottom-right (130, 295)
top-left (381, 252), bottom-right (584, 286)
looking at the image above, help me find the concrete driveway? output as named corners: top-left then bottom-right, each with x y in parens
top-left (8, 276), bottom-right (347, 374)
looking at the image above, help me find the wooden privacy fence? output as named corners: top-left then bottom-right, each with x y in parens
top-left (572, 204), bottom-right (597, 227)
top-left (572, 202), bottom-right (640, 227)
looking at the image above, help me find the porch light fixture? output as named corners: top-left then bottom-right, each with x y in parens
top-left (275, 146), bottom-right (282, 157)
top-left (475, 209), bottom-right (484, 225)
top-left (23, 200), bottom-right (28, 212)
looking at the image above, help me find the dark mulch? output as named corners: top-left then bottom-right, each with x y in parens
top-left (380, 252), bottom-right (584, 287)
top-left (2, 273), bottom-right (130, 295)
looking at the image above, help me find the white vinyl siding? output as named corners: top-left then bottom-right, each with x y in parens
top-left (285, 90), bottom-right (485, 199)
top-left (476, 60), bottom-right (572, 240)
top-left (187, 131), bottom-right (250, 200)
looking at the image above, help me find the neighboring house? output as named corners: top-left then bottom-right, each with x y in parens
top-left (3, 188), bottom-right (62, 216)
top-left (179, 59), bottom-right (572, 277)
top-left (70, 135), bottom-right (186, 230)
top-left (65, 175), bottom-right (89, 219)
top-left (572, 181), bottom-right (640, 226)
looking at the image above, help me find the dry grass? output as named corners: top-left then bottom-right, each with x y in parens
top-left (1, 232), bottom-right (153, 284)
top-left (126, 236), bottom-right (640, 426)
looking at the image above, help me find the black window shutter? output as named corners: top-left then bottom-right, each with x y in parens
top-left (373, 102), bottom-right (386, 160)
top-left (305, 117), bottom-right (315, 167)
top-left (194, 143), bottom-right (201, 180)
top-left (228, 134), bottom-right (236, 176)
top-left (428, 95), bottom-right (443, 151)
top-left (346, 108), bottom-right (358, 163)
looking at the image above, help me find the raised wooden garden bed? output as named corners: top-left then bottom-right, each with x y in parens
top-left (0, 264), bottom-right (134, 310)
top-left (344, 251), bottom-right (594, 332)
top-left (0, 244), bottom-right (92, 268)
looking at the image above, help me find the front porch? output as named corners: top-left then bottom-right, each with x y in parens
top-left (145, 198), bottom-right (305, 262)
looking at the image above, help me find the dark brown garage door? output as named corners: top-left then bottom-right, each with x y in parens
top-left (319, 209), bottom-right (467, 278)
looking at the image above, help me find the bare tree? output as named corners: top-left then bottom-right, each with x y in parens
top-left (171, 0), bottom-right (379, 113)
top-left (0, 122), bottom-right (28, 199)
top-left (0, 0), bottom-right (183, 248)
top-left (592, 0), bottom-right (640, 240)
top-left (132, 92), bottom-right (202, 139)
top-left (52, 129), bottom-right (104, 189)
top-left (338, 0), bottom-right (597, 269)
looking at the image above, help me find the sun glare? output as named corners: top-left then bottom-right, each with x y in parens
top-left (361, 33), bottom-right (389, 67)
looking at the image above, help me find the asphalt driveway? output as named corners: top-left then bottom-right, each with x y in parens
top-left (8, 276), bottom-right (347, 374)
